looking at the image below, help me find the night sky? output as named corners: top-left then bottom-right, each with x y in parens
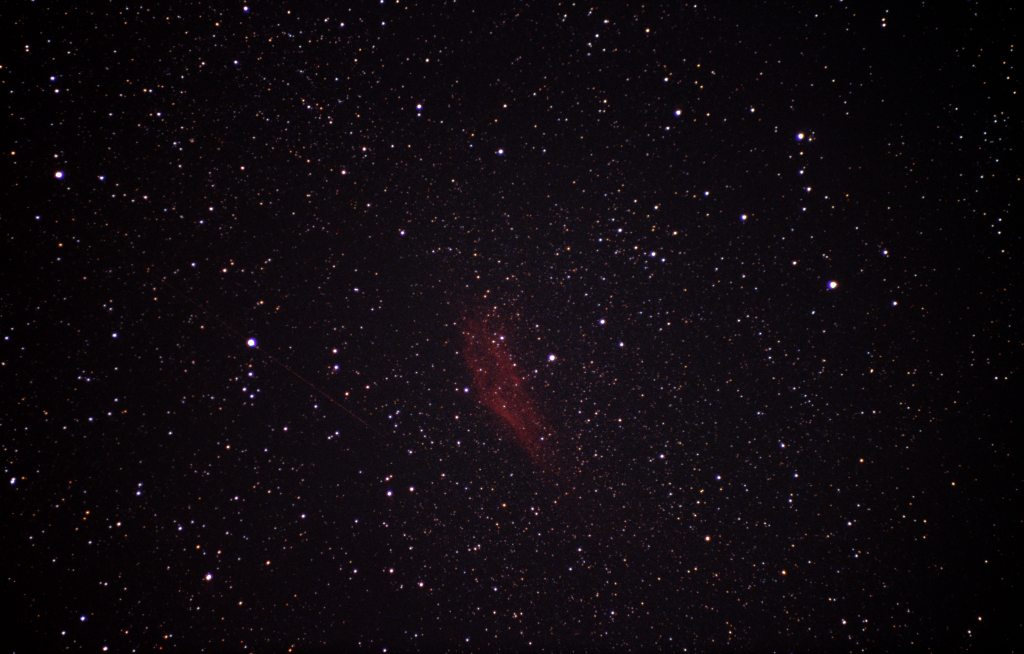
top-left (3, 2), bottom-right (1021, 652)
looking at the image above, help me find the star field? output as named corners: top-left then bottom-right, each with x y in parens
top-left (2, 2), bottom-right (1021, 652)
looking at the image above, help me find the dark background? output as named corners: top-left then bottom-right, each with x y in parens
top-left (2, 1), bottom-right (1020, 651)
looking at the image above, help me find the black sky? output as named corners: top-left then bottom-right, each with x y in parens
top-left (2, 2), bottom-right (1021, 652)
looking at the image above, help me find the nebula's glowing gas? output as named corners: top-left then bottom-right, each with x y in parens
top-left (462, 316), bottom-right (550, 465)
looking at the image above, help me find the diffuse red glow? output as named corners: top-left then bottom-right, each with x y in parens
top-left (462, 316), bottom-right (551, 466)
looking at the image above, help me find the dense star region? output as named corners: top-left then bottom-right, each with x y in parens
top-left (2, 2), bottom-right (1021, 652)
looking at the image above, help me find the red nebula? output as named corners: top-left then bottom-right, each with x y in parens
top-left (462, 316), bottom-right (551, 465)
